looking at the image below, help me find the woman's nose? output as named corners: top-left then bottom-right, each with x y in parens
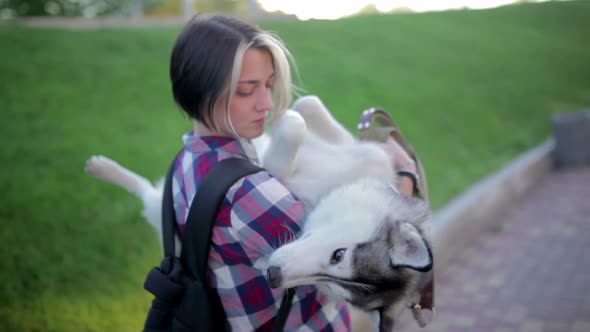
top-left (257, 87), bottom-right (273, 112)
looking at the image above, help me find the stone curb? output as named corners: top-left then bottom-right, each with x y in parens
top-left (430, 138), bottom-right (555, 267)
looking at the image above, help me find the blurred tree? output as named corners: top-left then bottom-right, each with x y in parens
top-left (143, 0), bottom-right (179, 15)
top-left (146, 0), bottom-right (249, 16)
top-left (1, 0), bottom-right (254, 17)
top-left (345, 3), bottom-right (379, 18)
top-left (355, 4), bottom-right (379, 15)
top-left (389, 6), bottom-right (413, 14)
top-left (0, 0), bottom-right (152, 16)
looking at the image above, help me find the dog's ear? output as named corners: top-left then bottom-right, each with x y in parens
top-left (389, 222), bottom-right (432, 272)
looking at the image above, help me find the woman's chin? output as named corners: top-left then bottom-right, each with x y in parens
top-left (241, 127), bottom-right (265, 139)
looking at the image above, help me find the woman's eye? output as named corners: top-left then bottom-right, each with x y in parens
top-left (236, 90), bottom-right (253, 97)
top-left (330, 248), bottom-right (346, 265)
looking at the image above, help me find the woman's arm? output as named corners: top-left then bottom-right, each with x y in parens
top-left (228, 172), bottom-right (305, 259)
top-left (212, 172), bottom-right (304, 330)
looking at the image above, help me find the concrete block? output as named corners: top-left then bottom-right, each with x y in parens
top-left (552, 109), bottom-right (590, 168)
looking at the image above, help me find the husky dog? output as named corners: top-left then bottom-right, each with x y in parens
top-left (85, 96), bottom-right (432, 331)
top-left (266, 179), bottom-right (432, 332)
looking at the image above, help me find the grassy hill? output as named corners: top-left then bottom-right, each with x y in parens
top-left (1, 1), bottom-right (589, 330)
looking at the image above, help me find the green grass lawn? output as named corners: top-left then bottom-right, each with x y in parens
top-left (1, 1), bottom-right (589, 330)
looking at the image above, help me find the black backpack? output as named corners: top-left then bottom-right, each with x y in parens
top-left (142, 156), bottom-right (294, 332)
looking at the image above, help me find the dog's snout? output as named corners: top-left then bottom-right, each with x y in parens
top-left (267, 266), bottom-right (282, 288)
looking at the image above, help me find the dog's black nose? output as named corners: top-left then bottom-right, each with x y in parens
top-left (267, 266), bottom-right (282, 288)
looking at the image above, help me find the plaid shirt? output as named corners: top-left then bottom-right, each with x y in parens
top-left (172, 127), bottom-right (350, 331)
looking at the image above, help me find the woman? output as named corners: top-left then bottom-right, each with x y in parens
top-left (168, 13), bottom-right (419, 331)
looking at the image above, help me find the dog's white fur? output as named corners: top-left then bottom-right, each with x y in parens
top-left (258, 96), bottom-right (395, 210)
top-left (85, 96), bottom-right (431, 331)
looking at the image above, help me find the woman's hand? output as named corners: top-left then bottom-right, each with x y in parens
top-left (381, 136), bottom-right (418, 197)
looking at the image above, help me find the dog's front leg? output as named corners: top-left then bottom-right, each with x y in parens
top-left (292, 95), bottom-right (355, 145)
top-left (263, 110), bottom-right (305, 179)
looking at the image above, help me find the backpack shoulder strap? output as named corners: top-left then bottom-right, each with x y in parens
top-left (162, 153), bottom-right (180, 257)
top-left (180, 157), bottom-right (264, 279)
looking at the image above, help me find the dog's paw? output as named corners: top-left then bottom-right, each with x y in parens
top-left (272, 109), bottom-right (306, 140)
top-left (85, 155), bottom-right (119, 178)
top-left (292, 95), bottom-right (324, 114)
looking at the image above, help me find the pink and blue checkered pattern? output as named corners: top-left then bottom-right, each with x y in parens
top-left (171, 129), bottom-right (350, 331)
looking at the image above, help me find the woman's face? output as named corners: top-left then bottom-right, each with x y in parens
top-left (215, 47), bottom-right (275, 139)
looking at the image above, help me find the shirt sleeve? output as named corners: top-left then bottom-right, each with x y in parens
top-left (227, 170), bottom-right (305, 260)
top-left (208, 171), bottom-right (304, 331)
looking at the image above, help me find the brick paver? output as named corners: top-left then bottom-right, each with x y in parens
top-left (397, 167), bottom-right (590, 332)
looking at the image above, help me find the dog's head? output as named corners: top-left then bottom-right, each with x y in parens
top-left (266, 178), bottom-right (432, 309)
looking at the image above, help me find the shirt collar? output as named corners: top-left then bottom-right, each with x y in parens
top-left (182, 122), bottom-right (260, 164)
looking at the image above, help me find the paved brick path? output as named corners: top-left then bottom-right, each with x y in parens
top-left (397, 167), bottom-right (590, 332)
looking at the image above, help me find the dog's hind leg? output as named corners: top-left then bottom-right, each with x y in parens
top-left (292, 95), bottom-right (355, 145)
top-left (85, 155), bottom-right (155, 200)
top-left (85, 155), bottom-right (164, 234)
